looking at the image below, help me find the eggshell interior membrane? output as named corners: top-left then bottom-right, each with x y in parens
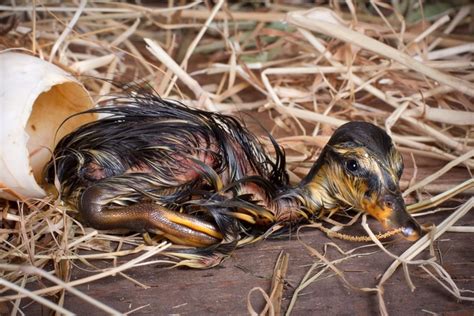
top-left (26, 82), bottom-right (96, 185)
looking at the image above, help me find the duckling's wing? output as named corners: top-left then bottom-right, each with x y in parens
top-left (46, 94), bottom-right (287, 204)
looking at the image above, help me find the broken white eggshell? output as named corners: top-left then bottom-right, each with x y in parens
top-left (0, 52), bottom-right (96, 200)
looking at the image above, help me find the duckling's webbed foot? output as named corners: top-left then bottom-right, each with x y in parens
top-left (79, 185), bottom-right (223, 247)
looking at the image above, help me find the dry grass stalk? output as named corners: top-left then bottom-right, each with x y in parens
top-left (287, 9), bottom-right (474, 97)
top-left (0, 1), bottom-right (472, 314)
top-left (0, 241), bottom-right (172, 301)
top-left (0, 264), bottom-right (122, 315)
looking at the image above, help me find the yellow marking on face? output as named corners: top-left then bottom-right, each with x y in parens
top-left (332, 146), bottom-right (367, 157)
top-left (389, 147), bottom-right (404, 180)
top-left (361, 195), bottom-right (393, 227)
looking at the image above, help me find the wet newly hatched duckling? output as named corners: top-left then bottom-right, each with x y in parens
top-left (45, 92), bottom-right (422, 263)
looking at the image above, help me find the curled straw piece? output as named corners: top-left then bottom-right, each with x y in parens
top-left (247, 287), bottom-right (275, 316)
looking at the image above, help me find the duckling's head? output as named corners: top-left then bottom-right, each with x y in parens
top-left (302, 121), bottom-right (421, 240)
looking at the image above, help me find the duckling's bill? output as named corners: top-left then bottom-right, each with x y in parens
top-left (362, 191), bottom-right (421, 241)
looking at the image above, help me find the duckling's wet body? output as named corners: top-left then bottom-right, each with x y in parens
top-left (46, 92), bottom-right (422, 257)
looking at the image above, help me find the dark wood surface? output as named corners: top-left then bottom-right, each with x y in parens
top-left (28, 224), bottom-right (474, 315)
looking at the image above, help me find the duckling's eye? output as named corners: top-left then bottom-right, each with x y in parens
top-left (346, 159), bottom-right (359, 172)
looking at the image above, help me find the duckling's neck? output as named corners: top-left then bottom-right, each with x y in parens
top-left (273, 166), bottom-right (339, 222)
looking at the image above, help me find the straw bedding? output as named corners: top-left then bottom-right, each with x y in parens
top-left (0, 1), bottom-right (473, 314)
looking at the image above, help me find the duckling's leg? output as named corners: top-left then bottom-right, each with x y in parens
top-left (79, 185), bottom-right (223, 247)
